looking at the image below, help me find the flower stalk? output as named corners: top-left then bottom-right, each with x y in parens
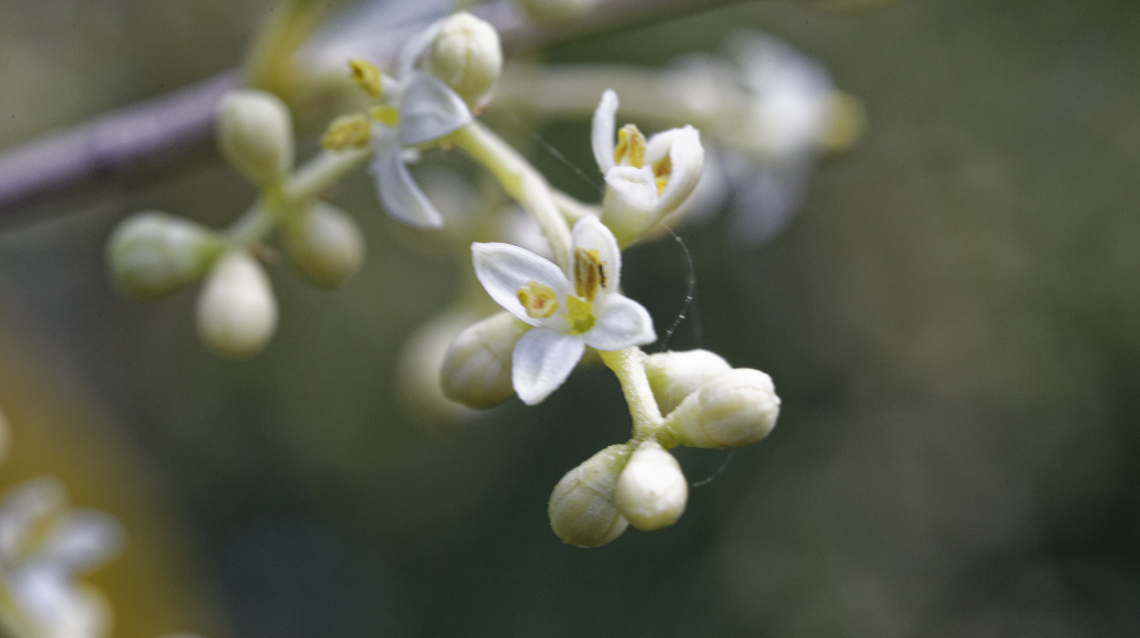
top-left (448, 121), bottom-right (572, 271)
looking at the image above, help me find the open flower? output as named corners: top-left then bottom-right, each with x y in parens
top-left (472, 216), bottom-right (656, 405)
top-left (370, 70), bottom-right (473, 229)
top-left (362, 16), bottom-right (479, 229)
top-left (592, 90), bottom-right (704, 245)
top-left (0, 477), bottom-right (124, 638)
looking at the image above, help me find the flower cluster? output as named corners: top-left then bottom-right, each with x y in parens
top-left (101, 8), bottom-right (807, 546)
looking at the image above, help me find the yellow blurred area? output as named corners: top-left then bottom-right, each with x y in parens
top-left (0, 309), bottom-right (218, 638)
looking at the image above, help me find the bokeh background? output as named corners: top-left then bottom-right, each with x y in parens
top-left (1, 0), bottom-right (1139, 636)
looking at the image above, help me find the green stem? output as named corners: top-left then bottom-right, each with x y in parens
top-left (224, 148), bottom-right (371, 247)
top-left (448, 122), bottom-right (573, 271)
top-left (599, 347), bottom-right (663, 441)
top-left (285, 148), bottom-right (370, 203)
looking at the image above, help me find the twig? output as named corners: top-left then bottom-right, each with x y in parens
top-left (0, 0), bottom-right (745, 224)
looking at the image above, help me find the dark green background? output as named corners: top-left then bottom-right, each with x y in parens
top-left (1, 0), bottom-right (1138, 636)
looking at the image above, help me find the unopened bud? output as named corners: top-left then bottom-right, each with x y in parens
top-left (548, 445), bottom-right (631, 547)
top-left (216, 90), bottom-right (294, 185)
top-left (661, 368), bottom-right (780, 449)
top-left (424, 12), bottom-right (502, 109)
top-left (515, 0), bottom-right (595, 22)
top-left (107, 212), bottom-right (223, 300)
top-left (614, 440), bottom-right (687, 531)
top-left (282, 201), bottom-right (365, 288)
top-left (440, 312), bottom-right (530, 408)
top-left (195, 251), bottom-right (278, 358)
top-left (645, 349), bottom-right (732, 415)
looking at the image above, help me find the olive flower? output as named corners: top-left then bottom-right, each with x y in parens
top-left (472, 216), bottom-right (656, 405)
top-left (592, 90), bottom-right (704, 245)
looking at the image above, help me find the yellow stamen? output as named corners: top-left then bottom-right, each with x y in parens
top-left (573, 247), bottom-right (607, 302)
top-left (613, 124), bottom-right (646, 168)
top-left (566, 296), bottom-right (596, 335)
top-left (517, 281), bottom-right (559, 319)
top-left (652, 153), bottom-right (672, 196)
top-left (369, 105), bottom-right (400, 127)
top-left (349, 58), bottom-right (383, 97)
top-left (321, 113), bottom-right (372, 151)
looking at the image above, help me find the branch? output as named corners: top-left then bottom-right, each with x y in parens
top-left (0, 0), bottom-right (745, 224)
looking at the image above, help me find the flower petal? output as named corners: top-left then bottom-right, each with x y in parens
top-left (396, 19), bottom-right (443, 81)
top-left (371, 137), bottom-right (445, 228)
top-left (648, 125), bottom-right (704, 217)
top-left (571, 215), bottom-right (622, 296)
top-left (398, 72), bottom-right (473, 146)
top-left (40, 511), bottom-right (125, 574)
top-left (591, 89), bottom-right (619, 173)
top-left (584, 294), bottom-right (656, 351)
top-left (600, 165), bottom-right (658, 245)
top-left (472, 242), bottom-right (570, 325)
top-left (512, 328), bottom-right (586, 405)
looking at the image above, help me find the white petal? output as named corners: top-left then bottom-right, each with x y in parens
top-left (570, 215), bottom-right (622, 295)
top-left (584, 294), bottom-right (656, 351)
top-left (398, 72), bottom-right (473, 146)
top-left (472, 242), bottom-right (571, 325)
top-left (40, 511), bottom-right (125, 574)
top-left (600, 165), bottom-right (658, 244)
top-left (591, 89), bottom-right (619, 173)
top-left (396, 19), bottom-right (443, 81)
top-left (649, 125), bottom-right (704, 217)
top-left (0, 477), bottom-right (65, 561)
top-left (371, 141), bottom-right (445, 228)
top-left (512, 328), bottom-right (586, 405)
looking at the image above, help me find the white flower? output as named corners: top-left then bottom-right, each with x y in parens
top-left (592, 90), bottom-right (704, 245)
top-left (369, 21), bottom-right (475, 229)
top-left (0, 478), bottom-right (124, 638)
top-left (472, 216), bottom-right (656, 405)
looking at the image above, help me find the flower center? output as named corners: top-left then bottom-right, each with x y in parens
top-left (652, 153), bottom-right (672, 196)
top-left (517, 280), bottom-right (559, 319)
top-left (614, 124), bottom-right (646, 168)
top-left (566, 295), bottom-right (596, 335)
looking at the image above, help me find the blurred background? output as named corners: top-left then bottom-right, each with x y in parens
top-left (0, 0), bottom-right (1139, 636)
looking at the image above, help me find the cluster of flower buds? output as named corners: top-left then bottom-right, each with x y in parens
top-left (548, 349), bottom-right (779, 547)
top-left (107, 87), bottom-right (365, 358)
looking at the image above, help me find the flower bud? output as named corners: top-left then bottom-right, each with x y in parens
top-left (106, 211), bottom-right (223, 300)
top-left (548, 445), bottom-right (631, 547)
top-left (644, 349), bottom-right (732, 416)
top-left (661, 368), bottom-right (780, 449)
top-left (424, 12), bottom-right (502, 110)
top-left (440, 312), bottom-right (530, 408)
top-left (281, 201), bottom-right (365, 289)
top-left (216, 89), bottom-right (294, 185)
top-left (614, 441), bottom-right (687, 531)
top-left (515, 0), bottom-right (595, 22)
top-left (195, 251), bottom-right (278, 358)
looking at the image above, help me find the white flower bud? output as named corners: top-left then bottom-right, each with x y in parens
top-left (614, 440), bottom-right (687, 531)
top-left (106, 212), bottom-right (223, 300)
top-left (644, 349), bottom-right (732, 415)
top-left (424, 12), bottom-right (502, 110)
top-left (515, 0), bottom-right (595, 22)
top-left (195, 251), bottom-right (278, 358)
top-left (216, 89), bottom-right (294, 185)
top-left (281, 201), bottom-right (365, 289)
top-left (662, 368), bottom-right (780, 449)
top-left (548, 445), bottom-right (630, 547)
top-left (440, 312), bottom-right (530, 408)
